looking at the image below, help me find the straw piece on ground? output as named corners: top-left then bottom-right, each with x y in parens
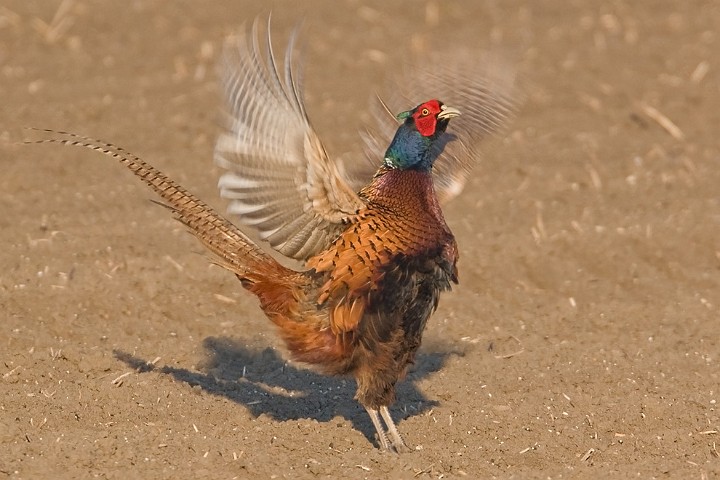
top-left (639, 103), bottom-right (685, 141)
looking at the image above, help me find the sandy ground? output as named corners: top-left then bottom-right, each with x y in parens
top-left (2, 1), bottom-right (719, 478)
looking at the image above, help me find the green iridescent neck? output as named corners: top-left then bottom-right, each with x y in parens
top-left (383, 124), bottom-right (434, 171)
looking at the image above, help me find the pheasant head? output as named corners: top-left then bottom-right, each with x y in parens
top-left (383, 99), bottom-right (461, 172)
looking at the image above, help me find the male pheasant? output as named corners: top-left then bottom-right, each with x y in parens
top-left (34, 21), bottom-right (516, 451)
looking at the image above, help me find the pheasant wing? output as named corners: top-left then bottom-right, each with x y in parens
top-left (215, 20), bottom-right (364, 261)
top-left (350, 50), bottom-right (519, 203)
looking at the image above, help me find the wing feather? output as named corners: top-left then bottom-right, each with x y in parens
top-left (215, 19), bottom-right (364, 260)
top-left (350, 50), bottom-right (520, 203)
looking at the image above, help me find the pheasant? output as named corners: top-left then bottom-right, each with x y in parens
top-left (32, 21), bottom-right (516, 452)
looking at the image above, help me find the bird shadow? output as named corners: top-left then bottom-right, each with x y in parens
top-left (114, 336), bottom-right (460, 446)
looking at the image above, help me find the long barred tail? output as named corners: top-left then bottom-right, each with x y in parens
top-left (26, 129), bottom-right (286, 279)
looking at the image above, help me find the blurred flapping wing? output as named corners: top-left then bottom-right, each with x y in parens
top-left (356, 51), bottom-right (520, 203)
top-left (215, 20), bottom-right (364, 261)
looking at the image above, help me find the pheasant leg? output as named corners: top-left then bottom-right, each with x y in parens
top-left (364, 406), bottom-right (409, 452)
top-left (365, 406), bottom-right (392, 451)
top-left (380, 405), bottom-right (409, 452)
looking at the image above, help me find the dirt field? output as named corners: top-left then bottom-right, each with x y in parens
top-left (2, 1), bottom-right (719, 478)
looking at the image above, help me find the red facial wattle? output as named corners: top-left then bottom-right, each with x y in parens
top-left (412, 99), bottom-right (443, 137)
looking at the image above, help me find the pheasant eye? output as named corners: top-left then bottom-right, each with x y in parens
top-left (421, 108), bottom-right (429, 116)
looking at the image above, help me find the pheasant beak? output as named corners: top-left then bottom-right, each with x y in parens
top-left (437, 104), bottom-right (461, 120)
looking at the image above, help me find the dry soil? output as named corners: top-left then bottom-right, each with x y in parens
top-left (2, 1), bottom-right (719, 479)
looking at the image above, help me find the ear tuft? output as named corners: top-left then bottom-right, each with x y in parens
top-left (396, 110), bottom-right (411, 121)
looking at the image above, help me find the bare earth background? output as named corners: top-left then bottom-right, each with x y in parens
top-left (2, 1), bottom-right (719, 479)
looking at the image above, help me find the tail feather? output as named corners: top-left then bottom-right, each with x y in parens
top-left (26, 129), bottom-right (286, 280)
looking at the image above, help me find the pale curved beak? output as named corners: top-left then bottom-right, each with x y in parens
top-left (438, 104), bottom-right (461, 120)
